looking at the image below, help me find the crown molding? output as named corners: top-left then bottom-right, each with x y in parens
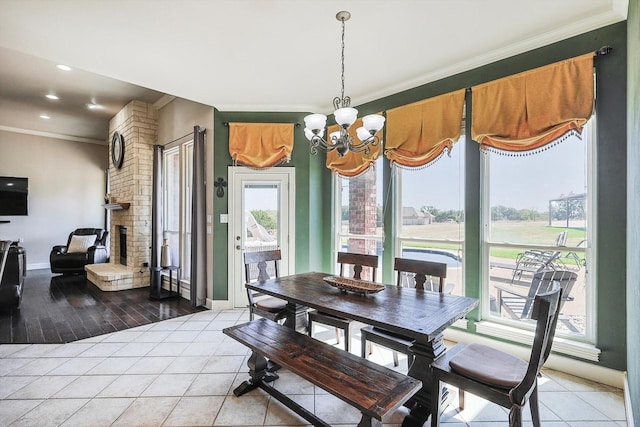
top-left (352, 10), bottom-right (627, 108)
top-left (0, 125), bottom-right (106, 145)
top-left (153, 94), bottom-right (176, 110)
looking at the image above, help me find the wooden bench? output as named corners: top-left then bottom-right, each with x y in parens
top-left (224, 318), bottom-right (422, 427)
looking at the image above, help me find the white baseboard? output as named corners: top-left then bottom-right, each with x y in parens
top-left (625, 373), bottom-right (635, 427)
top-left (206, 298), bottom-right (233, 311)
top-left (177, 284), bottom-right (190, 302)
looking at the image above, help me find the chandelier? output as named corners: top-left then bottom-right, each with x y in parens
top-left (304, 11), bottom-right (385, 157)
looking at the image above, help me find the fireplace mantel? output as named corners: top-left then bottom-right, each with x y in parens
top-left (104, 202), bottom-right (130, 210)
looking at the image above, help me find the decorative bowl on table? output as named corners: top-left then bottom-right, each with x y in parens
top-left (322, 276), bottom-right (385, 295)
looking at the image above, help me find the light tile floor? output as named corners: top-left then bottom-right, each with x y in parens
top-left (0, 309), bottom-right (627, 426)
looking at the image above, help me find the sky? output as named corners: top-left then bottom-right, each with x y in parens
top-left (244, 185), bottom-right (279, 212)
top-left (400, 132), bottom-right (587, 212)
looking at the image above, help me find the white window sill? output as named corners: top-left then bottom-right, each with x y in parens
top-left (444, 320), bottom-right (626, 388)
top-left (472, 320), bottom-right (601, 361)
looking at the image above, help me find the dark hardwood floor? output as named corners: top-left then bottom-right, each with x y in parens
top-left (0, 269), bottom-right (205, 344)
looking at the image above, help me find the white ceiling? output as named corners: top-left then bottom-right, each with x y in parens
top-left (0, 0), bottom-right (628, 143)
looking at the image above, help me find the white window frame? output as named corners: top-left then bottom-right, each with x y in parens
top-left (477, 119), bottom-right (599, 361)
top-left (393, 140), bottom-right (466, 285)
top-left (163, 140), bottom-right (193, 286)
top-left (333, 160), bottom-right (384, 279)
top-left (392, 138), bottom-right (467, 328)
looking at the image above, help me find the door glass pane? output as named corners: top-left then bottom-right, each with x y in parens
top-left (244, 183), bottom-right (280, 280)
top-left (486, 131), bottom-right (589, 337)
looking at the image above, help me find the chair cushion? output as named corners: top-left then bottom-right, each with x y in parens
top-left (67, 235), bottom-right (97, 253)
top-left (448, 343), bottom-right (528, 389)
top-left (255, 296), bottom-right (288, 312)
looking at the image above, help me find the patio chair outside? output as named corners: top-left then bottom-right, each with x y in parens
top-left (495, 269), bottom-right (577, 320)
top-left (490, 231), bottom-right (572, 283)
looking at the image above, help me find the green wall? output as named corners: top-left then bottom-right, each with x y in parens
top-left (210, 23), bottom-right (628, 372)
top-left (627, 0), bottom-right (639, 423)
top-left (325, 23), bottom-right (628, 370)
top-left (211, 110), bottom-right (330, 300)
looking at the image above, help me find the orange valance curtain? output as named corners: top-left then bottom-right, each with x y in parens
top-left (229, 123), bottom-right (294, 168)
top-left (471, 53), bottom-right (594, 153)
top-left (326, 117), bottom-right (382, 177)
top-left (384, 89), bottom-right (465, 168)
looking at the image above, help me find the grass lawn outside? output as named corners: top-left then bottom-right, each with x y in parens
top-left (399, 220), bottom-right (586, 261)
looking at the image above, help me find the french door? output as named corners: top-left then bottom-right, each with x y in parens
top-left (228, 167), bottom-right (295, 308)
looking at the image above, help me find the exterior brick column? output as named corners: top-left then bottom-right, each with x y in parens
top-left (347, 166), bottom-right (378, 280)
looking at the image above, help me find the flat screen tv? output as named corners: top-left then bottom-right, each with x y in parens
top-left (0, 176), bottom-right (28, 216)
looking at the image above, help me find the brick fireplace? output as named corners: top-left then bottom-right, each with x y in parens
top-left (85, 100), bottom-right (158, 291)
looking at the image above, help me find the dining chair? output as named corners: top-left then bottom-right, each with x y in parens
top-left (307, 251), bottom-right (378, 352)
top-left (360, 258), bottom-right (447, 368)
top-left (243, 249), bottom-right (288, 322)
top-left (430, 283), bottom-right (562, 427)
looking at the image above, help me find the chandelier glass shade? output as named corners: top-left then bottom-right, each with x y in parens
top-left (304, 11), bottom-right (385, 157)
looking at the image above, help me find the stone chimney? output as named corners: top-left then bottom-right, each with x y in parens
top-left (87, 100), bottom-right (157, 290)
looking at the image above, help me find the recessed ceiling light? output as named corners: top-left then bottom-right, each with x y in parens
top-left (87, 103), bottom-right (103, 110)
top-left (46, 94), bottom-right (59, 100)
top-left (56, 64), bottom-right (72, 71)
top-left (40, 114), bottom-right (50, 119)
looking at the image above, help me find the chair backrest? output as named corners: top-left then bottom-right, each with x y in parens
top-left (510, 283), bottom-right (562, 406)
top-left (0, 241), bottom-right (11, 283)
top-left (555, 231), bottom-right (568, 247)
top-left (337, 251), bottom-right (378, 282)
top-left (244, 249), bottom-right (281, 283)
top-left (521, 269), bottom-right (577, 318)
top-left (394, 257), bottom-right (447, 292)
top-left (67, 228), bottom-right (104, 247)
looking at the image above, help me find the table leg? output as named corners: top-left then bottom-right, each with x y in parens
top-left (401, 332), bottom-right (448, 427)
top-left (282, 302), bottom-right (308, 333)
top-left (233, 350), bottom-right (278, 397)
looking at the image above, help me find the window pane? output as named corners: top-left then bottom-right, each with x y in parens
top-left (398, 137), bottom-right (465, 295)
top-left (399, 141), bottom-right (465, 241)
top-left (486, 131), bottom-right (590, 337)
top-left (338, 159), bottom-right (382, 280)
top-left (182, 143), bottom-right (193, 280)
top-left (340, 161), bottom-right (383, 238)
top-left (488, 135), bottom-right (587, 245)
top-left (164, 150), bottom-right (180, 268)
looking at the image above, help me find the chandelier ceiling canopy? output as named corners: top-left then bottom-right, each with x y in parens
top-left (303, 11), bottom-right (385, 157)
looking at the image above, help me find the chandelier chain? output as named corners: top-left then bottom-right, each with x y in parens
top-left (304, 10), bottom-right (384, 157)
top-left (340, 16), bottom-right (345, 106)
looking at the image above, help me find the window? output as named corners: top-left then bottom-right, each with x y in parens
top-left (395, 136), bottom-right (465, 294)
top-left (483, 121), bottom-right (594, 341)
top-left (163, 142), bottom-right (193, 282)
top-left (334, 157), bottom-right (383, 281)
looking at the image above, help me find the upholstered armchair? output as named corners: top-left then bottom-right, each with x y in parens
top-left (0, 241), bottom-right (26, 308)
top-left (50, 228), bottom-right (109, 274)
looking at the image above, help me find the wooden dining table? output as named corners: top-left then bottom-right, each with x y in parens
top-left (245, 271), bottom-right (479, 427)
